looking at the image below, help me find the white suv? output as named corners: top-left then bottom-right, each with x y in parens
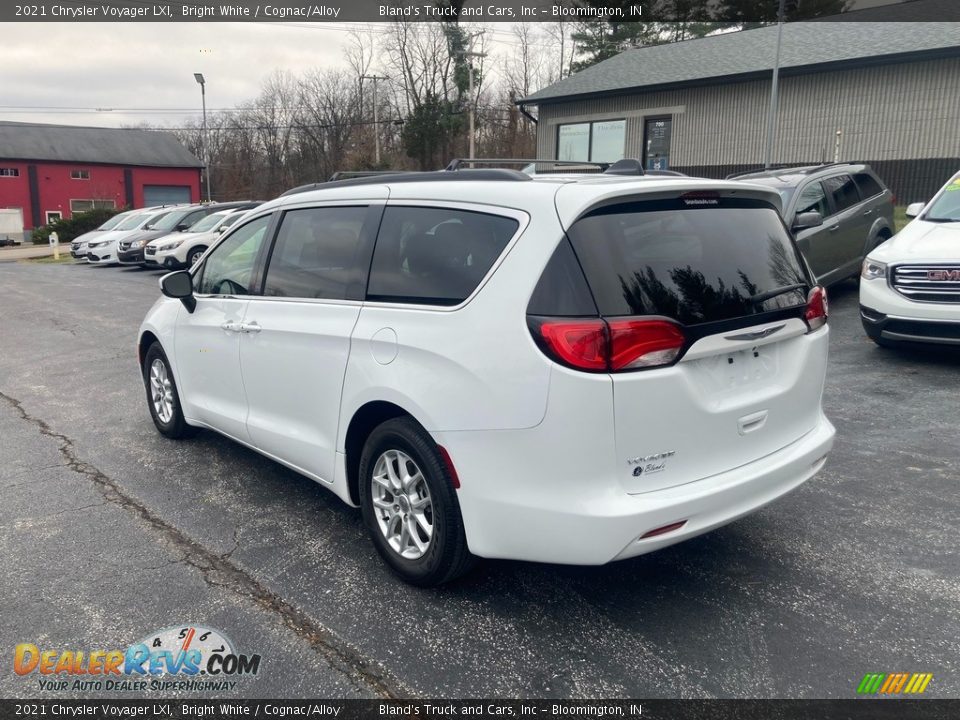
top-left (138, 170), bottom-right (835, 585)
top-left (861, 172), bottom-right (960, 347)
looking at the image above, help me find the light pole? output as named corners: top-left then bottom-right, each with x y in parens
top-left (762, 0), bottom-right (786, 170)
top-left (194, 72), bottom-right (211, 202)
top-left (360, 74), bottom-right (388, 166)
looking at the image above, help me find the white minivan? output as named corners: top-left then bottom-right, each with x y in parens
top-left (138, 170), bottom-right (835, 585)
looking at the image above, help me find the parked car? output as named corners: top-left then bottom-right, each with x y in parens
top-left (138, 170), bottom-right (834, 585)
top-left (860, 171), bottom-right (960, 347)
top-left (86, 209), bottom-right (173, 265)
top-left (144, 203), bottom-right (261, 270)
top-left (70, 209), bottom-right (139, 260)
top-left (729, 163), bottom-right (895, 287)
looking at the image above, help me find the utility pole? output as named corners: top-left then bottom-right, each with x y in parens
top-left (763, 0), bottom-right (786, 170)
top-left (193, 73), bottom-right (211, 202)
top-left (461, 33), bottom-right (486, 160)
top-left (360, 74), bottom-right (388, 166)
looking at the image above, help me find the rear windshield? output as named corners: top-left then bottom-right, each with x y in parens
top-left (567, 198), bottom-right (810, 324)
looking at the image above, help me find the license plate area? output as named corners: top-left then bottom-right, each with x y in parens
top-left (687, 344), bottom-right (780, 400)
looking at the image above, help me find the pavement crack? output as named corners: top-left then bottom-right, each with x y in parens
top-left (0, 389), bottom-right (410, 700)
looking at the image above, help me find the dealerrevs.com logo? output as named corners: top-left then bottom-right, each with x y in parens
top-left (14, 625), bottom-right (261, 692)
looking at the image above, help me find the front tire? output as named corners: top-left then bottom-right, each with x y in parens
top-left (187, 246), bottom-right (207, 268)
top-left (143, 342), bottom-right (194, 439)
top-left (359, 417), bottom-right (475, 586)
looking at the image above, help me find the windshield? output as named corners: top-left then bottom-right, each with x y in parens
top-left (149, 208), bottom-right (195, 232)
top-left (116, 212), bottom-right (152, 231)
top-left (142, 211), bottom-right (172, 229)
top-left (98, 212), bottom-right (131, 231)
top-left (189, 212), bottom-right (229, 233)
top-left (925, 175), bottom-right (960, 222)
top-left (221, 213), bottom-right (244, 229)
top-left (736, 176), bottom-right (795, 209)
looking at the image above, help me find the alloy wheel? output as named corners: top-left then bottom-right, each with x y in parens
top-left (370, 449), bottom-right (434, 560)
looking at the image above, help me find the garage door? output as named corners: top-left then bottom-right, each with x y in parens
top-left (143, 185), bottom-right (192, 206)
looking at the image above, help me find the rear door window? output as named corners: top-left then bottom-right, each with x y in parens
top-left (853, 172), bottom-right (884, 199)
top-left (367, 206), bottom-right (518, 306)
top-left (566, 198), bottom-right (810, 325)
top-left (822, 174), bottom-right (861, 213)
top-left (262, 206), bottom-right (368, 300)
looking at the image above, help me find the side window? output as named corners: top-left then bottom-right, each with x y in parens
top-left (262, 206), bottom-right (367, 300)
top-left (822, 174), bottom-right (861, 213)
top-left (795, 182), bottom-right (829, 218)
top-left (367, 206), bottom-right (519, 306)
top-left (853, 172), bottom-right (884, 199)
top-left (195, 215), bottom-right (271, 296)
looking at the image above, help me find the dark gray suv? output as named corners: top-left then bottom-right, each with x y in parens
top-left (730, 163), bottom-right (895, 287)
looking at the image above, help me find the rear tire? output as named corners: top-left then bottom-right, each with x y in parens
top-left (143, 342), bottom-right (194, 439)
top-left (359, 417), bottom-right (476, 586)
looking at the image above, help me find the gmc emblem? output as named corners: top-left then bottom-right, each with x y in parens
top-left (927, 269), bottom-right (960, 281)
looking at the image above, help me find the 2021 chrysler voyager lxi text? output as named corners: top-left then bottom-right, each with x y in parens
top-left (138, 172), bottom-right (835, 586)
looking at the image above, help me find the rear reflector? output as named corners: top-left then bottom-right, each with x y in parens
top-left (804, 286), bottom-right (828, 332)
top-left (640, 520), bottom-right (687, 539)
top-left (437, 445), bottom-right (461, 489)
top-left (531, 317), bottom-right (686, 372)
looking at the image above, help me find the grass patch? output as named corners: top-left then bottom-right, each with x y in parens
top-left (894, 206), bottom-right (909, 234)
top-left (21, 254), bottom-right (75, 264)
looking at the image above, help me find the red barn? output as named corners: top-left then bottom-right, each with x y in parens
top-left (0, 120), bottom-right (202, 238)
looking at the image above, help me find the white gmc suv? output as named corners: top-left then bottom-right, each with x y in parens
top-left (861, 172), bottom-right (960, 347)
top-left (138, 169), bottom-right (835, 585)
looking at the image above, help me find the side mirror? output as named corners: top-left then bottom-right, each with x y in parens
top-left (792, 211), bottom-right (823, 232)
top-left (218, 225), bottom-right (228, 233)
top-left (905, 202), bottom-right (925, 218)
top-left (176, 223), bottom-right (190, 232)
top-left (160, 270), bottom-right (196, 313)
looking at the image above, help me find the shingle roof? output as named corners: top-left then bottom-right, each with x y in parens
top-left (521, 21), bottom-right (960, 104)
top-left (0, 121), bottom-right (203, 167)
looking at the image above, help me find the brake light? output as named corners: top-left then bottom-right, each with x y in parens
top-left (537, 319), bottom-right (608, 371)
top-left (804, 286), bottom-right (828, 331)
top-left (532, 317), bottom-right (686, 372)
top-left (607, 319), bottom-right (685, 370)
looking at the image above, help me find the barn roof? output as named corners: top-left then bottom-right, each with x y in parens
top-left (0, 121), bottom-right (203, 168)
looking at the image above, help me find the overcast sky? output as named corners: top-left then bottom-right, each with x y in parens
top-left (2, 22), bottom-right (516, 129)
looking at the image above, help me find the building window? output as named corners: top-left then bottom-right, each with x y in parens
top-left (557, 120), bottom-right (626, 163)
top-left (70, 199), bottom-right (116, 213)
top-left (71, 169), bottom-right (90, 180)
top-left (0, 168), bottom-right (20, 177)
top-left (45, 211), bottom-right (62, 224)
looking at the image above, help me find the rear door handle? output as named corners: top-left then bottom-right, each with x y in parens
top-left (863, 209), bottom-right (872, 216)
top-left (220, 321), bottom-right (241, 333)
top-left (239, 321), bottom-right (261, 334)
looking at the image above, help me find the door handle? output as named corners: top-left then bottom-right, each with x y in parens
top-left (239, 321), bottom-right (261, 334)
top-left (863, 209), bottom-right (872, 216)
top-left (829, 224), bottom-right (841, 232)
top-left (220, 321), bottom-right (241, 333)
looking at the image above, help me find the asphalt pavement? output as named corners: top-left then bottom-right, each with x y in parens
top-left (0, 261), bottom-right (957, 699)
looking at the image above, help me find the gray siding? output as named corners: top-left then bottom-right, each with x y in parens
top-left (536, 57), bottom-right (960, 166)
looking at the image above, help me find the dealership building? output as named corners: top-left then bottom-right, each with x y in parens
top-left (0, 121), bottom-right (202, 236)
top-left (519, 22), bottom-right (960, 203)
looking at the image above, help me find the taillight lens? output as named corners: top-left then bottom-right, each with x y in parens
top-left (537, 319), bottom-right (608, 371)
top-left (532, 317), bottom-right (686, 372)
top-left (607, 319), bottom-right (685, 370)
top-left (805, 286), bottom-right (828, 331)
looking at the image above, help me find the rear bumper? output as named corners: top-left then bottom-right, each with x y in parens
top-left (441, 416), bottom-right (835, 565)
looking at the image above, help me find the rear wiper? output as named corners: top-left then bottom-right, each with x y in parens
top-left (749, 283), bottom-right (806, 305)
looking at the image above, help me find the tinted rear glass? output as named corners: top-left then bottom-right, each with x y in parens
top-left (567, 198), bottom-right (810, 324)
top-left (853, 172), bottom-right (884, 199)
top-left (367, 207), bottom-right (518, 306)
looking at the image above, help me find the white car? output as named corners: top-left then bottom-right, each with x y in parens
top-left (860, 172), bottom-right (960, 347)
top-left (145, 208), bottom-right (252, 270)
top-left (70, 209), bottom-right (138, 260)
top-left (138, 170), bottom-right (835, 585)
top-left (86, 209), bottom-right (172, 266)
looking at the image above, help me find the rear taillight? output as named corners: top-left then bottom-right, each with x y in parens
top-left (531, 317), bottom-right (686, 372)
top-left (804, 286), bottom-right (828, 332)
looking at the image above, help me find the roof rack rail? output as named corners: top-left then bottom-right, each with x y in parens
top-left (726, 161), bottom-right (865, 180)
top-left (328, 170), bottom-right (418, 181)
top-left (445, 158), bottom-right (612, 172)
top-left (279, 168), bottom-right (531, 197)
